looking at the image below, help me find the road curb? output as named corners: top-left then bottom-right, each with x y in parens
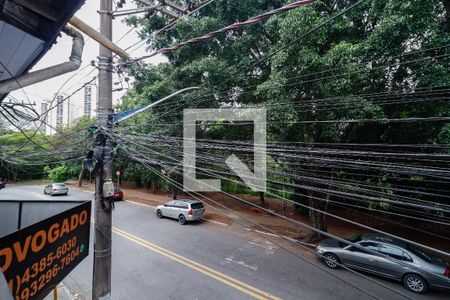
top-left (70, 186), bottom-right (92, 194)
top-left (69, 190), bottom-right (232, 227)
top-left (200, 218), bottom-right (229, 226)
top-left (43, 283), bottom-right (75, 300)
top-left (124, 200), bottom-right (230, 226)
top-left (125, 200), bottom-right (155, 208)
top-left (244, 228), bottom-right (316, 248)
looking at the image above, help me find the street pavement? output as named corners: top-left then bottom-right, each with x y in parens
top-left (1, 184), bottom-right (449, 300)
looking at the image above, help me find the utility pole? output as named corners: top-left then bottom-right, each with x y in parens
top-left (93, 0), bottom-right (114, 299)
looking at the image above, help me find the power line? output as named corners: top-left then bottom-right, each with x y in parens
top-left (130, 52), bottom-right (450, 123)
top-left (123, 0), bottom-right (318, 65)
top-left (40, 76), bottom-right (97, 118)
top-left (123, 0), bottom-right (216, 55)
top-left (113, 130), bottom-right (450, 229)
top-left (116, 138), bottom-right (448, 290)
top-left (124, 154), bottom-right (412, 300)
top-left (112, 130), bottom-right (450, 223)
top-left (206, 0), bottom-right (370, 94)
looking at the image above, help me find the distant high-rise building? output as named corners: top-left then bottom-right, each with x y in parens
top-left (42, 83), bottom-right (97, 135)
top-left (56, 95), bottom-right (64, 127)
top-left (84, 84), bottom-right (93, 117)
top-left (40, 102), bottom-right (48, 134)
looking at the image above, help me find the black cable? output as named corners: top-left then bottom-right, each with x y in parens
top-left (129, 156), bottom-right (412, 300)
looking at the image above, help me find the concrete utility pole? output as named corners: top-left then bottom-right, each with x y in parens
top-left (93, 0), bottom-right (114, 299)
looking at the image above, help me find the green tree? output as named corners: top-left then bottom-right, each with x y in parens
top-left (120, 0), bottom-right (450, 240)
top-left (45, 165), bottom-right (70, 182)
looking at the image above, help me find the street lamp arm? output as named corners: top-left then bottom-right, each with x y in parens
top-left (115, 86), bottom-right (199, 124)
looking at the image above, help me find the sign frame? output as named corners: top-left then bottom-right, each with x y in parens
top-left (0, 201), bottom-right (91, 300)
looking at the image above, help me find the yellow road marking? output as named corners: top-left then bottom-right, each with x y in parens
top-left (112, 226), bottom-right (282, 300)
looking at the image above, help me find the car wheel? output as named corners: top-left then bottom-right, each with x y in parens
top-left (323, 253), bottom-right (340, 269)
top-left (403, 274), bottom-right (428, 294)
top-left (156, 210), bottom-right (163, 219)
top-left (178, 215), bottom-right (186, 225)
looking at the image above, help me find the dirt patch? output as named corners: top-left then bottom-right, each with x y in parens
top-left (204, 213), bottom-right (232, 225)
top-left (250, 224), bottom-right (306, 239)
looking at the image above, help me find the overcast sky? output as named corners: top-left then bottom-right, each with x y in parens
top-left (9, 0), bottom-right (165, 108)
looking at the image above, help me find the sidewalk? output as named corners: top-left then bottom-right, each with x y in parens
top-left (43, 283), bottom-right (75, 300)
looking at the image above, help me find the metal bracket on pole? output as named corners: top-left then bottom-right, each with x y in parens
top-left (97, 10), bottom-right (113, 15)
top-left (110, 5), bottom-right (161, 17)
top-left (98, 56), bottom-right (113, 72)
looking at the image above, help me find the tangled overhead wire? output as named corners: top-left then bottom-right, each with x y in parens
top-left (0, 100), bottom-right (41, 122)
top-left (121, 0), bottom-right (318, 66)
top-left (107, 126), bottom-right (450, 222)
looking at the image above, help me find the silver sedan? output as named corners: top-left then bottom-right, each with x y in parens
top-left (316, 233), bottom-right (450, 294)
top-left (44, 183), bottom-right (69, 196)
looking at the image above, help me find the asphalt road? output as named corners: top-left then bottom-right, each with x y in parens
top-left (1, 184), bottom-right (449, 300)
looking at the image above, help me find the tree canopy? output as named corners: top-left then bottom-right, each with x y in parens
top-left (115, 0), bottom-right (450, 238)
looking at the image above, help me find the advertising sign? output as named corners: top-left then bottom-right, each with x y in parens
top-left (0, 201), bottom-right (91, 300)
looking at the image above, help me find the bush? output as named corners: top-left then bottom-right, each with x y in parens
top-left (45, 165), bottom-right (70, 183)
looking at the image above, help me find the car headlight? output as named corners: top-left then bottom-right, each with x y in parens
top-left (316, 245), bottom-right (325, 254)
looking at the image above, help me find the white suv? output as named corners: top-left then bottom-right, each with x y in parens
top-left (156, 199), bottom-right (205, 225)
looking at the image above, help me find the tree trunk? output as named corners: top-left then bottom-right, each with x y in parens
top-left (259, 191), bottom-right (265, 208)
top-left (78, 159), bottom-right (84, 187)
top-left (172, 185), bottom-right (178, 199)
top-left (292, 180), bottom-right (309, 216)
top-left (303, 120), bottom-right (329, 242)
top-left (442, 0), bottom-right (450, 30)
top-left (305, 190), bottom-right (328, 243)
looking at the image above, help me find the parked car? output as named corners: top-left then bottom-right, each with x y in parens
top-left (113, 188), bottom-right (124, 201)
top-left (44, 183), bottom-right (69, 196)
top-left (156, 199), bottom-right (205, 225)
top-left (316, 233), bottom-right (450, 294)
top-left (0, 178), bottom-right (5, 189)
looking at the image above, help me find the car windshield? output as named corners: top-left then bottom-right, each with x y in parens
top-left (54, 184), bottom-right (66, 187)
top-left (338, 235), bottom-right (362, 248)
top-left (191, 203), bottom-right (204, 209)
top-left (407, 245), bottom-right (433, 263)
